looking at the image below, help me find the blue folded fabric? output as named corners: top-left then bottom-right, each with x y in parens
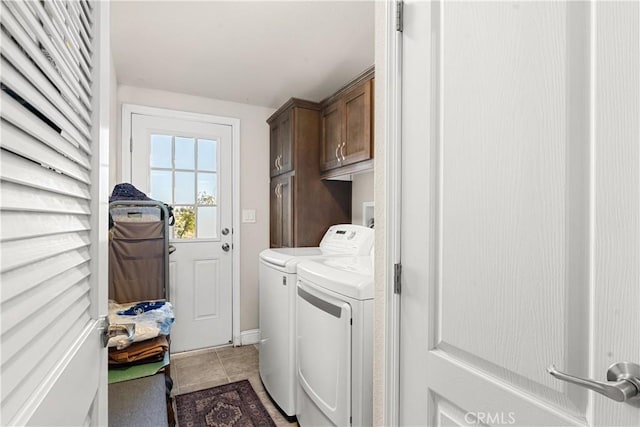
top-left (117, 301), bottom-right (166, 316)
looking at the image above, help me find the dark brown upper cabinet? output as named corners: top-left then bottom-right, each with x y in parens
top-left (269, 108), bottom-right (293, 177)
top-left (320, 67), bottom-right (374, 177)
top-left (267, 99), bottom-right (351, 248)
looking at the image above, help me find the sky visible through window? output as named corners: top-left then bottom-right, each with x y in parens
top-left (150, 135), bottom-right (218, 239)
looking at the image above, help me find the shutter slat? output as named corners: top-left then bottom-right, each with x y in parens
top-left (1, 30), bottom-right (92, 127)
top-left (1, 181), bottom-right (91, 215)
top-left (0, 4), bottom-right (89, 121)
top-left (2, 296), bottom-right (90, 402)
top-left (2, 121), bottom-right (91, 184)
top-left (41, 1), bottom-right (83, 75)
top-left (53, 0), bottom-right (92, 71)
top-left (1, 58), bottom-right (91, 151)
top-left (49, 1), bottom-right (81, 50)
top-left (71, 4), bottom-right (93, 56)
top-left (43, 1), bottom-right (92, 84)
top-left (3, 2), bottom-right (92, 110)
top-left (2, 312), bottom-right (91, 422)
top-left (2, 264), bottom-right (91, 335)
top-left (1, 247), bottom-right (91, 302)
top-left (0, 231), bottom-right (90, 273)
top-left (76, 0), bottom-right (93, 38)
top-left (0, 150), bottom-right (91, 200)
top-left (28, 0), bottom-right (93, 96)
top-left (1, 93), bottom-right (91, 169)
top-left (1, 211), bottom-right (90, 242)
top-left (1, 251), bottom-right (89, 304)
top-left (81, 0), bottom-right (93, 23)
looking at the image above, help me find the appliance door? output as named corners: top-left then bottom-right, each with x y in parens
top-left (296, 279), bottom-right (352, 426)
top-left (259, 260), bottom-right (296, 415)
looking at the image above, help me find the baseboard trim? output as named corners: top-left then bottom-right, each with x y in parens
top-left (240, 329), bottom-right (261, 346)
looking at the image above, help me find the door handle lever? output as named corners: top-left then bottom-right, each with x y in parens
top-left (547, 362), bottom-right (640, 402)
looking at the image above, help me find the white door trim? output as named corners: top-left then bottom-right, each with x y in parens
top-left (90, 1), bottom-right (111, 424)
top-left (383, 1), bottom-right (401, 426)
top-left (121, 103), bottom-right (242, 346)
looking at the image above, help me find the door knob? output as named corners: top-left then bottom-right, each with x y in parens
top-left (547, 362), bottom-right (640, 402)
top-left (222, 243), bottom-right (230, 252)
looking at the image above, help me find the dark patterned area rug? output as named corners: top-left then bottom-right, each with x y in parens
top-left (176, 380), bottom-right (276, 427)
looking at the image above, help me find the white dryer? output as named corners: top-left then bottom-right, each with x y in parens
top-left (295, 255), bottom-right (374, 427)
top-left (258, 225), bottom-right (374, 417)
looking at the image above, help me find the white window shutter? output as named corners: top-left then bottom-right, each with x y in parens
top-left (1, 0), bottom-right (104, 424)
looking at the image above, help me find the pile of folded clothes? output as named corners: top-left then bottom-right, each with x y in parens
top-left (107, 300), bottom-right (175, 366)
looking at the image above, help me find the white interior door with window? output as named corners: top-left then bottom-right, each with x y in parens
top-left (398, 1), bottom-right (639, 426)
top-left (130, 113), bottom-right (233, 351)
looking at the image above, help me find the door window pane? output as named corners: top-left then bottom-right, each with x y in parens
top-left (198, 139), bottom-right (217, 171)
top-left (149, 132), bottom-right (222, 240)
top-left (150, 135), bottom-right (172, 168)
top-left (197, 206), bottom-right (217, 238)
top-left (175, 137), bottom-right (195, 170)
top-left (197, 173), bottom-right (217, 206)
top-left (150, 170), bottom-right (172, 203)
top-left (174, 206), bottom-right (195, 239)
top-left (175, 172), bottom-right (195, 204)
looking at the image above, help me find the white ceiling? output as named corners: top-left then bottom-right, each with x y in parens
top-left (111, 1), bottom-right (375, 109)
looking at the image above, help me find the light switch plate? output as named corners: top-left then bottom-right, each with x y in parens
top-left (242, 209), bottom-right (256, 223)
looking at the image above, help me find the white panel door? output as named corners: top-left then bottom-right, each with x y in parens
top-left (399, 1), bottom-right (639, 426)
top-left (131, 114), bottom-right (233, 351)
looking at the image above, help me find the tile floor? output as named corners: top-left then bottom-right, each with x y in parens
top-left (170, 345), bottom-right (298, 426)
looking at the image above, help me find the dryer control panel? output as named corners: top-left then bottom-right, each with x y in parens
top-left (319, 224), bottom-right (374, 255)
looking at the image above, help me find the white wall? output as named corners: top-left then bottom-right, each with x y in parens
top-left (112, 85), bottom-right (274, 331)
top-left (351, 171), bottom-right (374, 226)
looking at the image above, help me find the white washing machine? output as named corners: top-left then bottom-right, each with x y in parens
top-left (258, 225), bottom-right (374, 417)
top-left (295, 254), bottom-right (374, 427)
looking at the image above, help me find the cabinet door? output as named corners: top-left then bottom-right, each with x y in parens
top-left (342, 79), bottom-right (373, 166)
top-left (269, 179), bottom-right (282, 247)
top-left (269, 121), bottom-right (280, 177)
top-left (278, 110), bottom-right (293, 175)
top-left (279, 175), bottom-right (293, 248)
top-left (269, 175), bottom-right (293, 248)
top-left (320, 100), bottom-right (343, 171)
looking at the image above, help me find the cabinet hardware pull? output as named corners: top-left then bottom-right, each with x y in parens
top-left (340, 142), bottom-right (346, 162)
top-left (335, 144), bottom-right (341, 162)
